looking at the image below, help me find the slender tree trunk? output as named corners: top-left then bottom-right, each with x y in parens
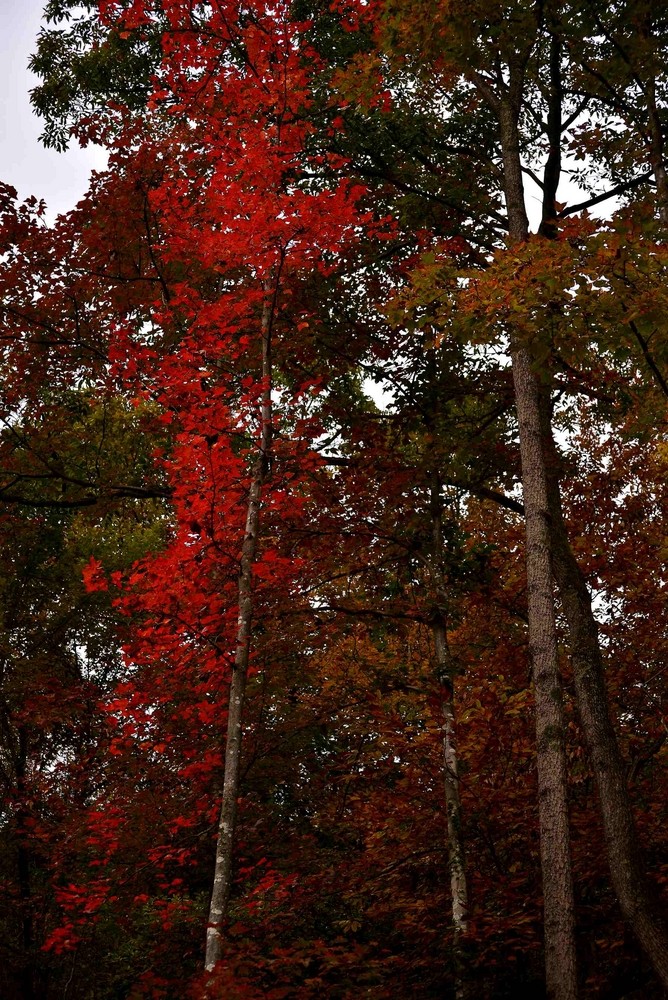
top-left (498, 77), bottom-right (578, 1000)
top-left (429, 480), bottom-right (469, 997)
top-left (434, 622), bottom-right (470, 999)
top-left (205, 282), bottom-right (274, 972)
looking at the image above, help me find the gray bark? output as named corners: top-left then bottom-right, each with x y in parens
top-left (498, 70), bottom-right (578, 1000)
top-left (205, 283), bottom-right (274, 972)
top-left (429, 481), bottom-right (469, 997)
top-left (509, 342), bottom-right (577, 1000)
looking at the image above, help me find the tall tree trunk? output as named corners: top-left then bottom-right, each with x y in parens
top-left (429, 480), bottom-right (469, 998)
top-left (534, 20), bottom-right (668, 983)
top-left (205, 281), bottom-right (275, 972)
top-left (509, 343), bottom-right (577, 1000)
top-left (498, 73), bottom-right (578, 1000)
top-left (544, 430), bottom-right (668, 988)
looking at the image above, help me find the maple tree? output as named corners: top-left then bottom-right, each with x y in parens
top-left (1, 0), bottom-right (668, 998)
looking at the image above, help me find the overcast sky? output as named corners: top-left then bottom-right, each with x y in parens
top-left (0, 0), bottom-right (106, 219)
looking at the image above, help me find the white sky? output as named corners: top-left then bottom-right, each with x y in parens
top-left (0, 0), bottom-right (106, 219)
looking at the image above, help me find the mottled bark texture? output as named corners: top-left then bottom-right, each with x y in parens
top-left (499, 66), bottom-right (578, 999)
top-left (430, 481), bottom-right (469, 999)
top-left (205, 285), bottom-right (274, 972)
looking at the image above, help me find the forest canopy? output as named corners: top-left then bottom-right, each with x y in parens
top-left (1, 2), bottom-right (668, 998)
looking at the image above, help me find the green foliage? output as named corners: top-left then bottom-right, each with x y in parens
top-left (30, 2), bottom-right (163, 149)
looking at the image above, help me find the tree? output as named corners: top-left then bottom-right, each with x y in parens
top-left (320, 1), bottom-right (668, 989)
top-left (5, 0), bottom-right (668, 997)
